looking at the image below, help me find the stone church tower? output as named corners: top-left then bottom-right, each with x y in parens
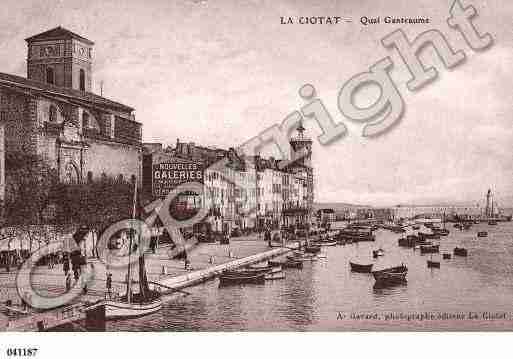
top-left (26, 26), bottom-right (93, 92)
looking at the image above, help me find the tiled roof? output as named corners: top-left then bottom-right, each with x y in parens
top-left (0, 72), bottom-right (134, 113)
top-left (25, 26), bottom-right (94, 45)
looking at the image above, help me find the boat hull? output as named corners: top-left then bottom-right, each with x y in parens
top-left (372, 265), bottom-right (408, 284)
top-left (104, 299), bottom-right (162, 320)
top-left (427, 260), bottom-right (440, 268)
top-left (349, 262), bottom-right (373, 273)
top-left (453, 247), bottom-right (468, 257)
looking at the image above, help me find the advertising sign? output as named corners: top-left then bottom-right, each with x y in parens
top-left (152, 158), bottom-right (204, 197)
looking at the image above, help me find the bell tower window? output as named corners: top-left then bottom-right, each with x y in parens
top-left (46, 67), bottom-right (54, 85)
top-left (79, 69), bottom-right (85, 91)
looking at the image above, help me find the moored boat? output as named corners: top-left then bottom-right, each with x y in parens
top-left (372, 265), bottom-right (408, 283)
top-left (349, 262), bottom-right (373, 273)
top-left (372, 249), bottom-right (384, 258)
top-left (288, 253), bottom-right (318, 262)
top-left (427, 260), bottom-right (440, 268)
top-left (105, 179), bottom-right (163, 320)
top-left (420, 244), bottom-right (439, 254)
top-left (432, 228), bottom-right (450, 236)
top-left (219, 271), bottom-right (266, 285)
top-left (336, 226), bottom-right (375, 243)
top-left (269, 258), bottom-right (303, 269)
top-left (305, 245), bottom-right (321, 254)
top-left (418, 232), bottom-right (440, 240)
top-left (104, 293), bottom-right (162, 319)
top-left (310, 240), bottom-right (337, 246)
top-left (453, 247), bottom-right (468, 257)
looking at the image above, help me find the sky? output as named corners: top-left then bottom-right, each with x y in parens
top-left (0, 0), bottom-right (511, 207)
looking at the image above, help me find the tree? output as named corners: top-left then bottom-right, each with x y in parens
top-left (4, 152), bottom-right (59, 225)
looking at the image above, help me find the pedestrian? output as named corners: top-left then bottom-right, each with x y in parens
top-left (65, 272), bottom-right (72, 292)
top-left (106, 273), bottom-right (112, 299)
top-left (63, 255), bottom-right (70, 275)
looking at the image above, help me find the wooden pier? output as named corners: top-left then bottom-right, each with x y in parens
top-left (158, 242), bottom-right (300, 291)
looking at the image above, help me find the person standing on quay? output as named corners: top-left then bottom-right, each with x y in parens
top-left (65, 272), bottom-right (72, 292)
top-left (63, 254), bottom-right (70, 276)
top-left (106, 273), bottom-right (112, 299)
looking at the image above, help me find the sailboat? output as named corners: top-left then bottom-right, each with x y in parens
top-left (104, 180), bottom-right (163, 319)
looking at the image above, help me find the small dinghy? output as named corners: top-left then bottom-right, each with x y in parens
top-left (372, 249), bottom-right (384, 258)
top-left (372, 265), bottom-right (408, 284)
top-left (420, 244), bottom-right (439, 254)
top-left (453, 247), bottom-right (468, 257)
top-left (264, 271), bottom-right (285, 280)
top-left (219, 271), bottom-right (266, 285)
top-left (305, 245), bottom-right (321, 254)
top-left (289, 253), bottom-right (318, 262)
top-left (349, 262), bottom-right (373, 273)
top-left (427, 260), bottom-right (440, 268)
top-left (269, 259), bottom-right (303, 269)
top-left (311, 240), bottom-right (337, 247)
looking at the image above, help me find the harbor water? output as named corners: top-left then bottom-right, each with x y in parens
top-left (105, 222), bottom-right (513, 331)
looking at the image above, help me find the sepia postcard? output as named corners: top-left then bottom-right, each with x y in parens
top-left (0, 0), bottom-right (512, 350)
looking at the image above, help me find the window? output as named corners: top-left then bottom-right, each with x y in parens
top-left (46, 67), bottom-right (54, 85)
top-left (49, 105), bottom-right (57, 122)
top-left (82, 112), bottom-right (89, 129)
top-left (79, 69), bottom-right (85, 91)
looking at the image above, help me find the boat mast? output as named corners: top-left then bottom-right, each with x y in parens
top-left (126, 179), bottom-right (139, 304)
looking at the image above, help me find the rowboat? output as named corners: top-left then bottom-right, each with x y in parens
top-left (337, 227), bottom-right (375, 243)
top-left (372, 249), bottom-right (384, 258)
top-left (269, 259), bottom-right (303, 269)
top-left (432, 228), bottom-right (450, 236)
top-left (288, 253), bottom-right (318, 262)
top-left (219, 271), bottom-right (266, 285)
top-left (349, 262), bottom-right (373, 273)
top-left (427, 260), bottom-right (440, 268)
top-left (420, 244), bottom-right (439, 254)
top-left (372, 265), bottom-right (408, 283)
top-left (310, 240), bottom-right (337, 246)
top-left (264, 272), bottom-right (285, 280)
top-left (477, 231), bottom-right (488, 237)
top-left (305, 245), bottom-right (321, 254)
top-left (418, 232), bottom-right (440, 240)
top-left (453, 247), bottom-right (468, 257)
top-left (398, 235), bottom-right (419, 248)
top-left (104, 295), bottom-right (162, 319)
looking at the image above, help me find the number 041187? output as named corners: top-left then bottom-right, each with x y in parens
top-left (6, 348), bottom-right (38, 357)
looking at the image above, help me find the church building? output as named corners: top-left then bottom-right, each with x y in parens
top-left (0, 27), bottom-right (142, 203)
